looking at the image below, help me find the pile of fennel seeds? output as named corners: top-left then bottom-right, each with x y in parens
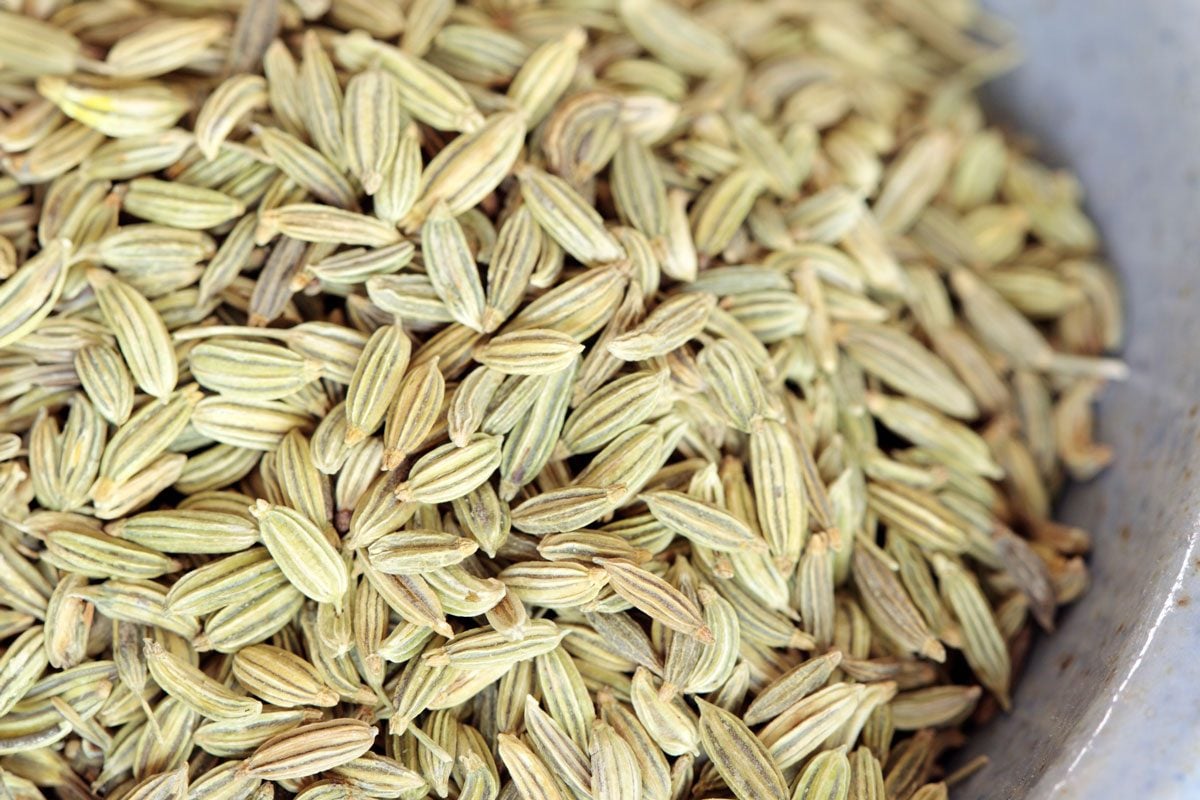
top-left (0, 1), bottom-right (1126, 799)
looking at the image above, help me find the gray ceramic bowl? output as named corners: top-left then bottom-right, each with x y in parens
top-left (958, 1), bottom-right (1200, 797)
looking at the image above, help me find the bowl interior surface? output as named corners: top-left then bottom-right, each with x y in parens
top-left (961, 1), bottom-right (1200, 797)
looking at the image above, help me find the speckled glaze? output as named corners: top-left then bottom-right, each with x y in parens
top-left (959, 1), bottom-right (1200, 797)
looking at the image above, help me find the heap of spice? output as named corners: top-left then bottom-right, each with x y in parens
top-left (0, 1), bottom-right (1125, 799)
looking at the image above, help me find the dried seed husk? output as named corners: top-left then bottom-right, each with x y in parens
top-left (498, 358), bottom-right (578, 499)
top-left (597, 559), bottom-right (712, 644)
top-left (87, 268), bottom-right (177, 399)
top-left (499, 561), bottom-right (609, 610)
top-left (71, 580), bottom-right (199, 639)
top-left (393, 433), bottom-right (501, 504)
top-left (607, 293), bottom-right (716, 362)
top-left (642, 490), bottom-right (765, 553)
top-left (241, 719), bottom-right (377, 780)
top-left (191, 397), bottom-right (312, 451)
top-left (102, 16), bottom-right (227, 79)
top-left (231, 645), bottom-right (339, 709)
top-left (508, 266), bottom-right (628, 341)
top-left (366, 531), bottom-right (478, 575)
top-left (256, 203), bottom-right (402, 248)
top-left (256, 126), bottom-right (358, 210)
top-left (421, 201), bottom-right (487, 332)
top-left (475, 329), bottom-right (584, 375)
top-left (164, 548), bottom-right (285, 616)
top-left (932, 554), bottom-right (1012, 708)
top-left (628, 667), bottom-right (698, 757)
top-left (381, 357), bottom-right (445, 470)
top-left (396, 111), bottom-right (525, 231)
top-left (0, 10), bottom-right (80, 75)
top-left (792, 747), bottom-right (852, 800)
top-left (530, 645), bottom-right (593, 753)
top-left (334, 32), bottom-right (482, 135)
top-left (190, 338), bottom-right (323, 402)
top-left (43, 528), bottom-right (177, 580)
top-left (560, 369), bottom-right (670, 455)
top-left (93, 385), bottom-right (200, 505)
top-left (74, 343), bottom-right (135, 425)
top-left (344, 324), bottom-right (411, 445)
top-left (342, 69), bottom-right (404, 195)
top-left (518, 166), bottom-right (624, 266)
top-left (143, 638), bottom-right (261, 721)
top-left (617, 0), bottom-right (736, 77)
top-left (0, 628), bottom-right (48, 718)
top-left (696, 698), bottom-right (788, 800)
top-left (497, 732), bottom-right (568, 800)
top-left (192, 74), bottom-right (267, 160)
top-left (249, 499), bottom-right (346, 608)
top-left (37, 77), bottom-right (189, 139)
